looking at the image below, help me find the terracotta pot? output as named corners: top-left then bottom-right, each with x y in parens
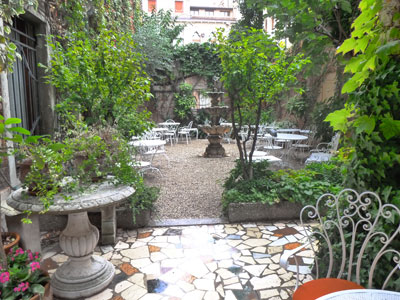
top-left (30, 271), bottom-right (53, 300)
top-left (2, 232), bottom-right (20, 254)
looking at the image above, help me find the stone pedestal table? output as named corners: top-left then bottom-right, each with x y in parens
top-left (7, 182), bottom-right (135, 299)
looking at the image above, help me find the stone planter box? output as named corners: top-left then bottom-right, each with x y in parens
top-left (116, 206), bottom-right (151, 229)
top-left (228, 201), bottom-right (303, 223)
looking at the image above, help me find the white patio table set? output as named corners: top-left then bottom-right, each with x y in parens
top-left (257, 132), bottom-right (309, 161)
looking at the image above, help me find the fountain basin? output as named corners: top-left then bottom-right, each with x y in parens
top-left (199, 125), bottom-right (231, 135)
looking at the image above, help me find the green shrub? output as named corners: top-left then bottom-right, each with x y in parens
top-left (129, 185), bottom-right (160, 222)
top-left (222, 160), bottom-right (343, 209)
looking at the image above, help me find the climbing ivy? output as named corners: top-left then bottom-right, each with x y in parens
top-left (174, 42), bottom-right (222, 88)
top-left (0, 0), bottom-right (37, 72)
top-left (325, 0), bottom-right (400, 202)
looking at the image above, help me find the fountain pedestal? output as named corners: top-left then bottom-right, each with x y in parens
top-left (199, 125), bottom-right (231, 158)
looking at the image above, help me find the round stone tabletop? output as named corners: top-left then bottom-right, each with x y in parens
top-left (7, 181), bottom-right (135, 214)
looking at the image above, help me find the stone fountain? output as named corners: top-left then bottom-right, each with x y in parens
top-left (199, 82), bottom-right (230, 158)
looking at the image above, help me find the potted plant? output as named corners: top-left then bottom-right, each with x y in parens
top-left (17, 123), bottom-right (142, 214)
top-left (17, 137), bottom-right (70, 212)
top-left (0, 247), bottom-right (52, 300)
top-left (117, 185), bottom-right (160, 229)
top-left (1, 233), bottom-right (20, 255)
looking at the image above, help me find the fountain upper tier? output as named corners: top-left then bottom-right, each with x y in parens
top-left (203, 106), bottom-right (229, 126)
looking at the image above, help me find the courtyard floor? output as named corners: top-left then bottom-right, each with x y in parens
top-left (42, 222), bottom-right (314, 300)
top-left (41, 138), bottom-right (313, 299)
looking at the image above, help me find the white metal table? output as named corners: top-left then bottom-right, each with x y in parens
top-left (277, 128), bottom-right (301, 133)
top-left (158, 122), bottom-right (180, 127)
top-left (273, 133), bottom-right (308, 158)
top-left (316, 289), bottom-right (400, 300)
top-left (131, 139), bottom-right (166, 148)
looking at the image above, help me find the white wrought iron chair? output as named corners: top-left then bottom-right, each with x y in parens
top-left (131, 144), bottom-right (163, 177)
top-left (305, 132), bottom-right (341, 164)
top-left (185, 121), bottom-right (199, 139)
top-left (162, 119), bottom-right (179, 146)
top-left (280, 189), bottom-right (400, 300)
top-left (177, 121), bottom-right (197, 144)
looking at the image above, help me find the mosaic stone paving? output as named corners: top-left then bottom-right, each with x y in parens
top-left (42, 222), bottom-right (315, 300)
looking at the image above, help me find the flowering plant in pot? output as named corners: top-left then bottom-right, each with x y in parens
top-left (17, 123), bottom-right (142, 214)
top-left (0, 247), bottom-right (50, 300)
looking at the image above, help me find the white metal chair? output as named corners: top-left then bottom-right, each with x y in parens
top-left (305, 132), bottom-right (340, 164)
top-left (186, 121), bottom-right (199, 139)
top-left (260, 134), bottom-right (283, 153)
top-left (131, 146), bottom-right (162, 177)
top-left (177, 126), bottom-right (191, 144)
top-left (163, 119), bottom-right (179, 146)
top-left (280, 189), bottom-right (400, 300)
top-left (177, 121), bottom-right (197, 143)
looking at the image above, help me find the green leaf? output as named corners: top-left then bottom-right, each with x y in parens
top-left (337, 38), bottom-right (356, 55)
top-left (376, 40), bottom-right (400, 55)
top-left (10, 134), bottom-right (23, 143)
top-left (354, 35), bottom-right (369, 54)
top-left (4, 117), bottom-right (22, 125)
top-left (25, 135), bottom-right (42, 143)
top-left (379, 116), bottom-right (400, 140)
top-left (353, 115), bottom-right (376, 134)
top-left (8, 127), bottom-right (31, 135)
top-left (362, 55), bottom-right (376, 71)
top-left (324, 104), bottom-right (355, 133)
top-left (344, 56), bottom-right (363, 73)
top-left (342, 77), bottom-right (359, 93)
top-left (342, 71), bottom-right (369, 93)
top-left (48, 143), bottom-right (66, 151)
top-left (340, 0), bottom-right (352, 13)
top-left (33, 155), bottom-right (45, 169)
top-left (31, 284), bottom-right (45, 296)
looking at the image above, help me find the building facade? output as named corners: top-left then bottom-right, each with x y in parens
top-left (142, 0), bottom-right (242, 43)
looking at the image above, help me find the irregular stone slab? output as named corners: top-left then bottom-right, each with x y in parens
top-left (243, 239), bottom-right (270, 247)
top-left (194, 278), bottom-right (215, 291)
top-left (250, 274), bottom-right (281, 290)
top-left (243, 265), bottom-right (267, 277)
top-left (121, 246), bottom-right (150, 259)
top-left (259, 289), bottom-right (280, 299)
top-left (121, 284), bottom-right (147, 300)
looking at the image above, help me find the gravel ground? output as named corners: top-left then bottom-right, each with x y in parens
top-left (145, 139), bottom-right (238, 220)
top-left (144, 138), bottom-right (307, 221)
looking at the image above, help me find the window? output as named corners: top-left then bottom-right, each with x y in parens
top-left (175, 1), bottom-right (183, 13)
top-left (220, 10), bottom-right (230, 17)
top-left (190, 9), bottom-right (199, 16)
top-left (199, 95), bottom-right (211, 108)
top-left (148, 0), bottom-right (156, 12)
top-left (204, 9), bottom-right (214, 16)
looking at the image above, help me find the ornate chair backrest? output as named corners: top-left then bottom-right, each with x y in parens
top-left (300, 189), bottom-right (400, 289)
top-left (328, 132), bottom-right (341, 152)
top-left (187, 121), bottom-right (193, 129)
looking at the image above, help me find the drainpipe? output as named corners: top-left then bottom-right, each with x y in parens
top-left (0, 17), bottom-right (20, 189)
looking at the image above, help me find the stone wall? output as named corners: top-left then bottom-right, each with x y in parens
top-left (149, 75), bottom-right (226, 123)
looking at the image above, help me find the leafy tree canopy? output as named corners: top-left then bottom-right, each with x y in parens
top-left (215, 28), bottom-right (309, 179)
top-left (174, 42), bottom-right (222, 88)
top-left (133, 9), bottom-right (184, 84)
